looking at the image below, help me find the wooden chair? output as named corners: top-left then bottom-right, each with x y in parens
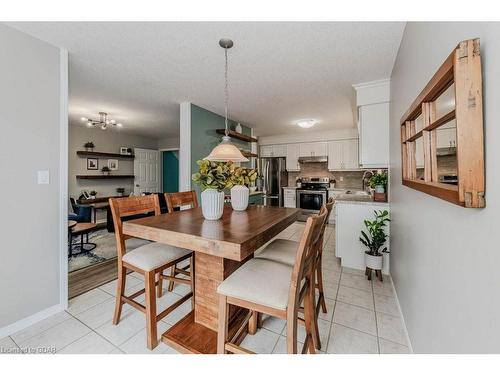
top-left (160, 191), bottom-right (198, 296)
top-left (253, 197), bottom-right (335, 349)
top-left (216, 207), bottom-right (328, 354)
top-left (109, 195), bottom-right (194, 350)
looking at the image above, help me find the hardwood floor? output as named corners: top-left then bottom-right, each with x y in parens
top-left (69, 257), bottom-right (127, 298)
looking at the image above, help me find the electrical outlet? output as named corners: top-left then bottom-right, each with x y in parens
top-left (37, 170), bottom-right (50, 184)
top-left (339, 176), bottom-right (344, 182)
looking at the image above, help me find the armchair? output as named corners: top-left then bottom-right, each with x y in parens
top-left (69, 197), bottom-right (92, 223)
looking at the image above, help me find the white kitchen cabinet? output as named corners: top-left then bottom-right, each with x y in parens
top-left (259, 144), bottom-right (286, 158)
top-left (285, 143), bottom-right (301, 171)
top-left (327, 139), bottom-right (359, 171)
top-left (299, 142), bottom-right (327, 157)
top-left (436, 125), bottom-right (457, 148)
top-left (358, 102), bottom-right (390, 168)
top-left (283, 188), bottom-right (297, 208)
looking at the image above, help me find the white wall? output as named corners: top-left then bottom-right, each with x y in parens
top-left (69, 124), bottom-right (157, 198)
top-left (157, 136), bottom-right (180, 150)
top-left (258, 127), bottom-right (358, 145)
top-left (0, 25), bottom-right (66, 332)
top-left (390, 23), bottom-right (500, 353)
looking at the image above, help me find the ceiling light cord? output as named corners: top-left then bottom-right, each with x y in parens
top-left (224, 47), bottom-right (229, 137)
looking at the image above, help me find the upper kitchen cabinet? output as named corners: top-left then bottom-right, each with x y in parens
top-left (259, 144), bottom-right (286, 157)
top-left (353, 79), bottom-right (390, 168)
top-left (299, 142), bottom-right (327, 157)
top-left (327, 139), bottom-right (359, 170)
top-left (286, 143), bottom-right (301, 171)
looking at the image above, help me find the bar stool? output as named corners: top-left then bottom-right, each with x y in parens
top-left (254, 197), bottom-right (334, 349)
top-left (109, 195), bottom-right (194, 350)
top-left (216, 207), bottom-right (328, 354)
top-left (159, 191), bottom-right (199, 297)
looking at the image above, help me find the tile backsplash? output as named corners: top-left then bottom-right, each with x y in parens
top-left (287, 162), bottom-right (383, 190)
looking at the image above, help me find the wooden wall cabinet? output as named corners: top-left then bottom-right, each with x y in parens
top-left (400, 39), bottom-right (485, 208)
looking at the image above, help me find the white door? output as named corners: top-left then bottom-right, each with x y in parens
top-left (134, 148), bottom-right (160, 194)
top-left (286, 144), bottom-right (300, 171)
top-left (343, 139), bottom-right (359, 169)
top-left (327, 141), bottom-right (343, 170)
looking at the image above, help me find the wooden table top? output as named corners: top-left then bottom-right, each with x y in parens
top-left (68, 220), bottom-right (77, 229)
top-left (123, 205), bottom-right (300, 261)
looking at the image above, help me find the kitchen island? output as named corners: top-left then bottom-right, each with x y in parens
top-left (335, 200), bottom-right (390, 275)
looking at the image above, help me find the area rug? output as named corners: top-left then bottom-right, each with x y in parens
top-left (68, 229), bottom-right (150, 273)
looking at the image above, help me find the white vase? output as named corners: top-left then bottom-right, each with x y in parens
top-left (201, 189), bottom-right (224, 220)
top-left (230, 185), bottom-right (249, 211)
top-left (375, 185), bottom-right (385, 193)
top-left (365, 252), bottom-right (383, 270)
top-left (235, 123), bottom-right (242, 133)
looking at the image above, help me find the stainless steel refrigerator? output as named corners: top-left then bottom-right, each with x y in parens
top-left (259, 157), bottom-right (288, 206)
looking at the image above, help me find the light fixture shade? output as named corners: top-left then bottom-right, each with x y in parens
top-left (204, 136), bottom-right (249, 162)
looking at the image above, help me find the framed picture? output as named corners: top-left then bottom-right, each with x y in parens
top-left (108, 159), bottom-right (119, 170)
top-left (120, 147), bottom-right (129, 155)
top-left (87, 158), bottom-right (98, 170)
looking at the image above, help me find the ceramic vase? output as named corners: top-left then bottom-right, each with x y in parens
top-left (201, 188), bottom-right (224, 220)
top-left (230, 185), bottom-right (249, 211)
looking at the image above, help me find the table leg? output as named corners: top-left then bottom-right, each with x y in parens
top-left (161, 252), bottom-right (251, 353)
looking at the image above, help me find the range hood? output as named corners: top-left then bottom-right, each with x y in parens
top-left (298, 156), bottom-right (328, 163)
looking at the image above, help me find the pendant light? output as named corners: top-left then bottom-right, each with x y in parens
top-left (204, 38), bottom-right (249, 163)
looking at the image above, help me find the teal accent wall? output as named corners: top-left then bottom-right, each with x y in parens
top-left (190, 104), bottom-right (253, 198)
top-left (162, 150), bottom-right (179, 193)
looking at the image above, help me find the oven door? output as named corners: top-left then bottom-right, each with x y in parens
top-left (297, 190), bottom-right (326, 218)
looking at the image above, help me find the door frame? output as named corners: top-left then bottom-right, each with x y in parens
top-left (159, 147), bottom-right (179, 192)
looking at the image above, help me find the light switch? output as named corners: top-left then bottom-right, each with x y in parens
top-left (37, 170), bottom-right (50, 184)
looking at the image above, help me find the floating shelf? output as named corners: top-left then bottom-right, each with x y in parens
top-left (77, 151), bottom-right (135, 159)
top-left (76, 175), bottom-right (135, 180)
top-left (240, 150), bottom-right (258, 158)
top-left (216, 129), bottom-right (258, 143)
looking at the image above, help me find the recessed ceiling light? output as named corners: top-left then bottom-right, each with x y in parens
top-left (296, 119), bottom-right (317, 128)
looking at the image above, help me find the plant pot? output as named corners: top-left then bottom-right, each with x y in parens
top-left (230, 185), bottom-right (249, 211)
top-left (201, 188), bottom-right (225, 220)
top-left (365, 252), bottom-right (383, 270)
top-left (375, 185), bottom-right (385, 193)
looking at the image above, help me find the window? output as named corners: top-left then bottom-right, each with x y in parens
top-left (400, 39), bottom-right (485, 208)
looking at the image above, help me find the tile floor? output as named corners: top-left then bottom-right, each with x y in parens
top-left (1, 222), bottom-right (410, 354)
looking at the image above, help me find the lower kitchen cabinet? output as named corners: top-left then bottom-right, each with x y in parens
top-left (283, 188), bottom-right (297, 208)
top-left (248, 193), bottom-right (263, 205)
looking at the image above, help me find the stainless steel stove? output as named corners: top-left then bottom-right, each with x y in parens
top-left (296, 176), bottom-right (330, 221)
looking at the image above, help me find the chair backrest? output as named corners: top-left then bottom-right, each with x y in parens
top-left (317, 197), bottom-right (335, 255)
top-left (165, 191), bottom-right (198, 213)
top-left (287, 207), bottom-right (328, 316)
top-left (109, 195), bottom-right (160, 259)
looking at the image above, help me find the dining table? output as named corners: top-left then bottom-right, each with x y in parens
top-left (123, 204), bottom-right (300, 354)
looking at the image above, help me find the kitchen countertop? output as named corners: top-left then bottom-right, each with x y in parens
top-left (249, 191), bottom-right (263, 196)
top-left (335, 200), bottom-right (389, 207)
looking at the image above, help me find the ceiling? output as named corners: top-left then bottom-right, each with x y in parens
top-left (7, 22), bottom-right (405, 138)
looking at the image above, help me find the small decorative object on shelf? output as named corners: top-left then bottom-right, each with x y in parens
top-left (108, 159), bottom-right (119, 171)
top-left (227, 166), bottom-right (257, 211)
top-left (89, 190), bottom-right (97, 199)
top-left (84, 141), bottom-right (95, 152)
top-left (359, 210), bottom-right (390, 282)
top-left (192, 160), bottom-right (232, 220)
top-left (87, 157), bottom-right (98, 170)
top-left (101, 166), bottom-right (111, 175)
top-left (235, 123), bottom-right (243, 134)
top-left (116, 187), bottom-right (125, 197)
top-left (369, 170), bottom-right (388, 194)
top-left (120, 147), bottom-right (133, 155)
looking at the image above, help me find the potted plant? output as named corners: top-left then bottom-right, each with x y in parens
top-left (192, 160), bottom-right (232, 220)
top-left (101, 166), bottom-right (111, 175)
top-left (89, 190), bottom-right (97, 199)
top-left (359, 210), bottom-right (390, 274)
top-left (84, 141), bottom-right (95, 152)
top-left (116, 187), bottom-right (125, 197)
top-left (227, 166), bottom-right (258, 211)
top-left (369, 171), bottom-right (388, 193)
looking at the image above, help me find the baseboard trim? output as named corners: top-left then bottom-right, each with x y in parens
top-left (0, 304), bottom-right (63, 339)
top-left (390, 278), bottom-right (414, 353)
